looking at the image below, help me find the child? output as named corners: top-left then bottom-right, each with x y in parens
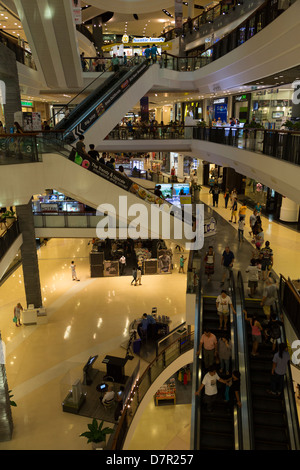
top-left (238, 216), bottom-right (245, 243)
top-left (70, 261), bottom-right (80, 281)
top-left (204, 246), bottom-right (215, 282)
top-left (229, 198), bottom-right (238, 223)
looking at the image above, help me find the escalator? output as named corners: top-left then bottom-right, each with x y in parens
top-left (54, 59), bottom-right (151, 143)
top-left (243, 296), bottom-right (292, 450)
top-left (198, 295), bottom-right (235, 450)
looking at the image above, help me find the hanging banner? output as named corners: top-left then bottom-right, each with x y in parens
top-left (140, 97), bottom-right (149, 122)
top-left (32, 112), bottom-right (42, 131)
top-left (174, 0), bottom-right (183, 32)
top-left (71, 0), bottom-right (82, 25)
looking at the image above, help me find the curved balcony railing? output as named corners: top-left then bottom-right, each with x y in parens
top-left (106, 125), bottom-right (300, 166)
top-left (0, 28), bottom-right (36, 70)
top-left (109, 330), bottom-right (195, 450)
top-left (160, 0), bottom-right (294, 71)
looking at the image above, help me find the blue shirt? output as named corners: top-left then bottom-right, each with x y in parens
top-left (151, 46), bottom-right (157, 57)
top-left (222, 250), bottom-right (234, 267)
top-left (144, 48), bottom-right (151, 58)
top-left (141, 315), bottom-right (156, 331)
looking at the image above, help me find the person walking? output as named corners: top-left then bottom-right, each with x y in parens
top-left (238, 202), bottom-right (247, 220)
top-left (261, 277), bottom-right (277, 319)
top-left (119, 255), bottom-right (126, 275)
top-left (131, 267), bottom-right (137, 285)
top-left (259, 241), bottom-right (273, 280)
top-left (70, 261), bottom-right (80, 281)
top-left (238, 216), bottom-right (245, 243)
top-left (216, 290), bottom-right (236, 330)
top-left (204, 246), bottom-right (215, 282)
top-left (136, 267), bottom-right (142, 285)
top-left (224, 188), bottom-right (230, 209)
top-left (244, 310), bottom-right (263, 356)
top-left (197, 328), bottom-right (218, 369)
top-left (245, 259), bottom-right (261, 297)
top-left (218, 335), bottom-right (232, 375)
top-left (220, 245), bottom-right (235, 286)
top-left (195, 365), bottom-right (229, 412)
top-left (14, 303), bottom-right (23, 327)
top-left (249, 209), bottom-right (257, 237)
top-left (179, 255), bottom-right (187, 273)
top-left (229, 197), bottom-right (238, 223)
top-left (150, 44), bottom-right (158, 63)
top-left (267, 343), bottom-right (290, 396)
top-left (210, 184), bottom-right (220, 207)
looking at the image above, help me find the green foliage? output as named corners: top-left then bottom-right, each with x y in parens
top-left (282, 120), bottom-right (300, 131)
top-left (197, 121), bottom-right (207, 128)
top-left (246, 121), bottom-right (264, 129)
top-left (80, 419), bottom-right (114, 444)
top-left (8, 390), bottom-right (17, 407)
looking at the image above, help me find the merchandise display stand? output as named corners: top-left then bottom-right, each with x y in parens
top-left (155, 381), bottom-right (176, 406)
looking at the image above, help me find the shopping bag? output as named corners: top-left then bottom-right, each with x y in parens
top-left (13, 316), bottom-right (17, 323)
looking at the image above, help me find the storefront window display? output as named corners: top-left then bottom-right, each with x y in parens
top-left (244, 178), bottom-right (268, 208)
top-left (250, 88), bottom-right (293, 129)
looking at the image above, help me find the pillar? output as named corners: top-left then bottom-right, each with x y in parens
top-left (16, 202), bottom-right (43, 308)
top-left (92, 16), bottom-right (104, 53)
top-left (177, 154), bottom-right (184, 178)
top-left (188, 0), bottom-right (194, 19)
top-left (279, 197), bottom-right (300, 223)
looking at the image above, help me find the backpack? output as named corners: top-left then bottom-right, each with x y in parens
top-left (270, 321), bottom-right (281, 339)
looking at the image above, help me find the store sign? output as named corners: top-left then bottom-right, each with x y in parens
top-left (213, 98), bottom-right (226, 104)
top-left (40, 203), bottom-right (59, 213)
top-left (122, 34), bottom-right (129, 44)
top-left (21, 100), bottom-right (33, 107)
top-left (235, 94), bottom-right (247, 101)
top-left (132, 37), bottom-right (165, 43)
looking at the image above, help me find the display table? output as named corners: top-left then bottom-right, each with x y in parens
top-left (23, 307), bottom-right (47, 325)
top-left (155, 384), bottom-right (176, 406)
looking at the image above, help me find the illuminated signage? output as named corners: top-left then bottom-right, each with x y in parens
top-left (132, 37), bottom-right (165, 43)
top-left (21, 100), bottom-right (33, 107)
top-left (213, 98), bottom-right (226, 104)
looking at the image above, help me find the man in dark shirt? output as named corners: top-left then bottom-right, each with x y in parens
top-left (76, 135), bottom-right (88, 156)
top-left (221, 245), bottom-right (235, 285)
top-left (225, 370), bottom-right (241, 414)
top-left (88, 144), bottom-right (100, 160)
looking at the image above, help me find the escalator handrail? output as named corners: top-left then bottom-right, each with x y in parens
top-left (190, 257), bottom-right (203, 450)
top-left (229, 270), bottom-right (243, 449)
top-left (49, 55), bottom-right (140, 129)
top-left (276, 294), bottom-right (300, 449)
top-left (48, 60), bottom-right (117, 128)
top-left (59, 59), bottom-right (149, 137)
top-left (237, 270), bottom-right (255, 450)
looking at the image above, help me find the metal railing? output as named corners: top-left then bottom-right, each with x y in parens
top-left (0, 28), bottom-right (36, 70)
top-left (161, 0), bottom-right (240, 41)
top-left (0, 219), bottom-right (21, 262)
top-left (237, 270), bottom-right (255, 450)
top-left (161, 0), bottom-right (293, 71)
top-left (109, 330), bottom-right (195, 450)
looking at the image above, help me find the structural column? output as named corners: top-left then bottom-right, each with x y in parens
top-left (177, 154), bottom-right (184, 178)
top-left (16, 202), bottom-right (43, 308)
top-left (279, 197), bottom-right (299, 223)
top-left (188, 0), bottom-right (194, 19)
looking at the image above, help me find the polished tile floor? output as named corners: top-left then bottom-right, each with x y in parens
top-left (0, 238), bottom-right (188, 450)
top-left (0, 189), bottom-right (299, 450)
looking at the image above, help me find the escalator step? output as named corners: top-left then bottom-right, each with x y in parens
top-left (201, 433), bottom-right (234, 450)
top-left (254, 425), bottom-right (289, 444)
top-left (254, 441), bottom-right (290, 451)
top-left (252, 399), bottom-right (284, 413)
top-left (253, 411), bottom-right (287, 428)
top-left (202, 418), bottom-right (233, 435)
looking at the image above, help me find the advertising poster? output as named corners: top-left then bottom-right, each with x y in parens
top-left (32, 112), bottom-right (42, 131)
top-left (175, 0), bottom-right (183, 31)
top-left (22, 112), bottom-right (33, 131)
top-left (71, 0), bottom-right (82, 24)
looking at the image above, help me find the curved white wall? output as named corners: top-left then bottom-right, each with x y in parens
top-left (123, 349), bottom-right (194, 450)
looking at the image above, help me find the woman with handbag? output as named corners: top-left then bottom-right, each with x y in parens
top-left (13, 303), bottom-right (23, 327)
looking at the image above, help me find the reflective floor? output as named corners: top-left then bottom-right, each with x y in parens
top-left (0, 188), bottom-right (299, 450)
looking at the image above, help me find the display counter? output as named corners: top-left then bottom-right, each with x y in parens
top-left (155, 383), bottom-right (176, 406)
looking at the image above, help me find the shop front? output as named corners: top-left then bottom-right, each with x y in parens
top-left (232, 93), bottom-right (251, 124)
top-left (250, 87), bottom-right (293, 129)
top-left (213, 97), bottom-right (228, 123)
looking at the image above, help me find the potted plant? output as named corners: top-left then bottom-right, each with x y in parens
top-left (80, 418), bottom-right (114, 450)
top-left (192, 183), bottom-right (202, 202)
